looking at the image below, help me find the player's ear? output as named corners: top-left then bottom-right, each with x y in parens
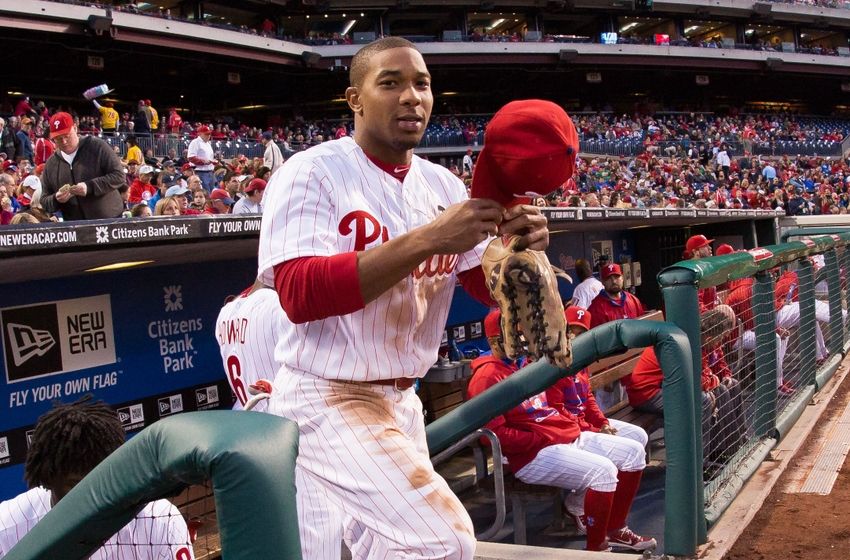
top-left (346, 87), bottom-right (363, 115)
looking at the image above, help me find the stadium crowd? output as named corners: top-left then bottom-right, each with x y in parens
top-left (1, 94), bottom-right (850, 223)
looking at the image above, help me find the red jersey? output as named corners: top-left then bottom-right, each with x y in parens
top-left (545, 368), bottom-right (608, 432)
top-left (774, 271), bottom-right (798, 313)
top-left (588, 290), bottom-right (646, 328)
top-left (698, 286), bottom-right (718, 312)
top-left (467, 355), bottom-right (580, 472)
top-left (128, 179), bottom-right (157, 204)
top-left (622, 347), bottom-right (722, 408)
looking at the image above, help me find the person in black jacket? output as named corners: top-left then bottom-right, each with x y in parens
top-left (0, 118), bottom-right (17, 162)
top-left (40, 112), bottom-right (125, 220)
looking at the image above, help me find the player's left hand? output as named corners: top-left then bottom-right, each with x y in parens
top-left (498, 204), bottom-right (549, 251)
top-left (70, 182), bottom-right (87, 197)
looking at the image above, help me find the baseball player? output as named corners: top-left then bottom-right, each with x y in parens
top-left (588, 263), bottom-right (646, 328)
top-left (0, 397), bottom-right (194, 559)
top-left (684, 235), bottom-right (719, 311)
top-left (548, 306), bottom-right (649, 447)
top-left (570, 259), bottom-right (604, 310)
top-left (214, 281), bottom-right (344, 560)
top-left (468, 309), bottom-right (656, 552)
top-left (257, 38), bottom-right (555, 559)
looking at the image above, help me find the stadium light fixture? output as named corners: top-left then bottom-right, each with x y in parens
top-left (86, 261), bottom-right (154, 273)
top-left (620, 22), bottom-right (639, 32)
top-left (684, 26), bottom-right (699, 34)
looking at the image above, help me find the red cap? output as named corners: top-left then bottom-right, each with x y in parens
top-left (600, 263), bottom-right (622, 280)
top-left (715, 243), bottom-right (735, 256)
top-left (484, 309), bottom-right (502, 338)
top-left (565, 306), bottom-right (591, 332)
top-left (210, 188), bottom-right (234, 205)
top-left (471, 99), bottom-right (578, 208)
top-left (48, 112), bottom-right (74, 138)
top-left (181, 163), bottom-right (195, 171)
top-left (197, 125), bottom-right (211, 134)
top-left (685, 234), bottom-right (714, 253)
top-left (145, 99), bottom-right (152, 106)
top-left (245, 178), bottom-right (267, 193)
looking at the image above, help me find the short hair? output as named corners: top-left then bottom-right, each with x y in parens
top-left (575, 259), bottom-right (593, 281)
top-left (25, 396), bottom-right (125, 490)
top-left (130, 202), bottom-right (151, 217)
top-left (349, 37), bottom-right (418, 88)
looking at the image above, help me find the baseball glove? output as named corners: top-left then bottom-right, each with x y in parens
top-left (481, 234), bottom-right (572, 369)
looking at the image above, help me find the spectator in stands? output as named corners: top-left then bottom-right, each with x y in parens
top-left (18, 175), bottom-right (40, 210)
top-left (133, 99), bottom-right (152, 134)
top-left (0, 196), bottom-right (12, 225)
top-left (147, 100), bottom-right (159, 132)
top-left (165, 185), bottom-right (198, 215)
top-left (188, 125), bottom-right (216, 192)
top-left (126, 136), bottom-right (143, 167)
top-left (232, 178), bottom-right (265, 214)
top-left (571, 258), bottom-right (604, 309)
top-left (167, 108), bottom-right (183, 135)
top-left (128, 164), bottom-right (157, 204)
top-left (0, 118), bottom-right (16, 162)
top-left (154, 196), bottom-right (181, 216)
top-left (9, 212), bottom-right (38, 225)
top-left (0, 397), bottom-right (194, 558)
top-left (189, 188), bottom-right (208, 213)
top-left (33, 128), bottom-right (54, 167)
top-left (468, 309), bottom-right (656, 552)
top-left (207, 188), bottom-right (233, 214)
top-left (588, 263), bottom-right (646, 328)
top-left (41, 112), bottom-right (125, 220)
top-left (16, 118), bottom-right (33, 163)
top-left (92, 100), bottom-right (119, 133)
top-left (130, 202), bottom-right (152, 217)
top-left (261, 131), bottom-right (284, 174)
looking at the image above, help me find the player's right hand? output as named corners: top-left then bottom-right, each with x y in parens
top-left (424, 199), bottom-right (504, 254)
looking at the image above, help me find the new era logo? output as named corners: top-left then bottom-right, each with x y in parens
top-left (6, 323), bottom-right (55, 367)
top-left (158, 394), bottom-right (184, 417)
top-left (195, 386), bottom-right (219, 408)
top-left (117, 404), bottom-right (144, 428)
top-left (0, 437), bottom-right (8, 460)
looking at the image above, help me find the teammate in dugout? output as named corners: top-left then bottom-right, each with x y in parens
top-left (467, 309), bottom-right (656, 552)
top-left (258, 37), bottom-right (567, 559)
top-left (0, 397), bottom-right (194, 559)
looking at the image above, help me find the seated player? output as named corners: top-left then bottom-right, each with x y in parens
top-left (468, 309), bottom-right (656, 552)
top-left (0, 397), bottom-right (194, 559)
top-left (622, 305), bottom-right (746, 465)
top-left (547, 306), bottom-right (649, 447)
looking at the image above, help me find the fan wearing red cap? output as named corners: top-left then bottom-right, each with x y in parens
top-left (468, 307), bottom-right (657, 552)
top-left (684, 234), bottom-right (719, 311)
top-left (188, 125), bottom-right (216, 192)
top-left (232, 178), bottom-right (266, 215)
top-left (587, 264), bottom-right (646, 329)
top-left (715, 243), bottom-right (735, 256)
top-left (41, 112), bottom-right (126, 220)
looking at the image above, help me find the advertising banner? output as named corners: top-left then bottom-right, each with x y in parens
top-left (0, 258), bottom-right (256, 497)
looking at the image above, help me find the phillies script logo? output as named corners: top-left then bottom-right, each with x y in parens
top-left (339, 210), bottom-right (389, 251)
top-left (413, 254), bottom-right (458, 280)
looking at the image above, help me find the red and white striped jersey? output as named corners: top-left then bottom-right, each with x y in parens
top-left (0, 487), bottom-right (194, 559)
top-left (258, 137), bottom-right (486, 382)
top-left (215, 287), bottom-right (284, 411)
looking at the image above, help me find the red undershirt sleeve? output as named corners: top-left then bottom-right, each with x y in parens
top-left (273, 253), bottom-right (365, 324)
top-left (457, 265), bottom-right (497, 307)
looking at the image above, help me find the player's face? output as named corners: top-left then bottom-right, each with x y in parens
top-left (695, 245), bottom-right (712, 258)
top-left (347, 47), bottom-right (433, 163)
top-left (603, 274), bottom-right (623, 294)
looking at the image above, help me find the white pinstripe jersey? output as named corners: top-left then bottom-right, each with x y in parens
top-left (258, 136), bottom-right (486, 382)
top-left (215, 287), bottom-right (284, 411)
top-left (0, 487), bottom-right (194, 559)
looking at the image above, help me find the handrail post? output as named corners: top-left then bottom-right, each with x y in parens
top-left (823, 248), bottom-right (844, 356)
top-left (796, 259), bottom-right (817, 388)
top-left (658, 267), bottom-right (706, 544)
top-left (752, 271), bottom-right (778, 437)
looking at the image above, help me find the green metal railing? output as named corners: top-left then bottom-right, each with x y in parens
top-left (425, 319), bottom-right (700, 557)
top-left (658, 230), bottom-right (850, 534)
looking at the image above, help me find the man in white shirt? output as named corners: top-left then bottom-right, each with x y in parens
top-left (571, 258), bottom-right (604, 309)
top-left (232, 178), bottom-right (265, 214)
top-left (0, 398), bottom-right (194, 559)
top-left (261, 132), bottom-right (284, 175)
top-left (187, 125), bottom-right (216, 192)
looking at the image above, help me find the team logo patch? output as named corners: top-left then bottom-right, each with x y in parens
top-left (1, 296), bottom-right (116, 383)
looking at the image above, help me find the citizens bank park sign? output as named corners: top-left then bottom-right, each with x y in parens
top-left (0, 215), bottom-right (262, 253)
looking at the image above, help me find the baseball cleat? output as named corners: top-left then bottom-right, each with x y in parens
top-left (607, 526), bottom-right (657, 551)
